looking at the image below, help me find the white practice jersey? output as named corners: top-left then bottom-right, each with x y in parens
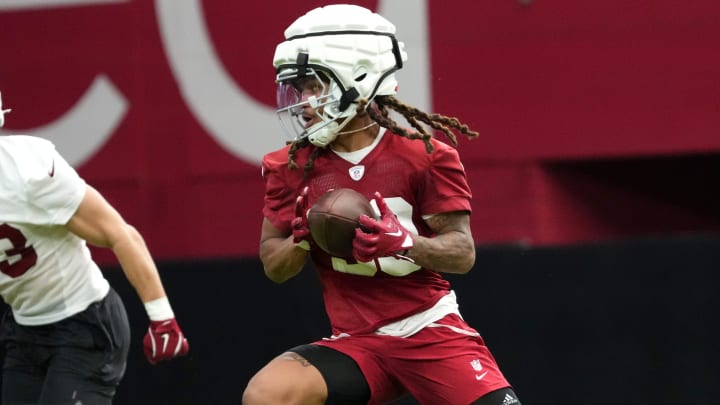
top-left (0, 135), bottom-right (109, 326)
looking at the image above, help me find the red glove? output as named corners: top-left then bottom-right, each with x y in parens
top-left (143, 318), bottom-right (190, 365)
top-left (353, 192), bottom-right (414, 262)
top-left (291, 186), bottom-right (312, 250)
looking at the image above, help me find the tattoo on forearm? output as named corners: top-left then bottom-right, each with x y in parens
top-left (415, 212), bottom-right (474, 273)
top-left (425, 213), bottom-right (451, 231)
top-left (425, 212), bottom-right (468, 235)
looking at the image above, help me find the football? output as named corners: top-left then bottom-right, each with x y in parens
top-left (307, 188), bottom-right (375, 258)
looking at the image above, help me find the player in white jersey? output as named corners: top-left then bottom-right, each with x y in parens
top-left (0, 92), bottom-right (189, 404)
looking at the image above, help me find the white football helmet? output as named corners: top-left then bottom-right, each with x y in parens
top-left (273, 4), bottom-right (408, 147)
top-left (0, 91), bottom-right (10, 128)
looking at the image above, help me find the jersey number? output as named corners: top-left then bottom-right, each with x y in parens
top-left (329, 197), bottom-right (421, 277)
top-left (0, 224), bottom-right (38, 278)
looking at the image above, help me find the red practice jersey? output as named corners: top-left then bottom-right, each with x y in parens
top-left (262, 130), bottom-right (472, 336)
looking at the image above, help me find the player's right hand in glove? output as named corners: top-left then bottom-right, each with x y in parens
top-left (354, 192), bottom-right (414, 262)
top-left (142, 297), bottom-right (189, 365)
top-left (143, 318), bottom-right (190, 365)
top-left (291, 186), bottom-right (312, 250)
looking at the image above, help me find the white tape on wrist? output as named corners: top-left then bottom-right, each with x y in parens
top-left (144, 297), bottom-right (175, 321)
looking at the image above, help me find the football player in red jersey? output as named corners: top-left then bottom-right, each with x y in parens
top-left (0, 92), bottom-right (189, 404)
top-left (244, 5), bottom-right (521, 405)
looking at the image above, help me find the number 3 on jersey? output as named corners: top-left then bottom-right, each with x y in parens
top-left (0, 224), bottom-right (38, 278)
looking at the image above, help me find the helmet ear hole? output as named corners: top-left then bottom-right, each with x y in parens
top-left (353, 66), bottom-right (368, 82)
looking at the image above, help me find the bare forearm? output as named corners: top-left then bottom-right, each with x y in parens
top-left (407, 230), bottom-right (475, 274)
top-left (65, 186), bottom-right (167, 303)
top-left (112, 226), bottom-right (167, 302)
top-left (259, 235), bottom-right (309, 283)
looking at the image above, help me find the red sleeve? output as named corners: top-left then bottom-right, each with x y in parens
top-left (420, 140), bottom-right (472, 216)
top-left (261, 148), bottom-right (295, 234)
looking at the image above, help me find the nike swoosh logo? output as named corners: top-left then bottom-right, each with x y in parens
top-left (161, 333), bottom-right (170, 352)
top-left (475, 371), bottom-right (488, 381)
top-left (48, 159), bottom-right (55, 177)
top-left (384, 229), bottom-right (402, 237)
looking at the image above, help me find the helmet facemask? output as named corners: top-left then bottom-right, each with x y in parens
top-left (275, 63), bottom-right (359, 147)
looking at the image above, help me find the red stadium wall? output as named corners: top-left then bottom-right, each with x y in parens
top-left (1, 0), bottom-right (719, 262)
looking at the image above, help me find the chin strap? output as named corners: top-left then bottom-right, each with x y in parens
top-left (337, 122), bottom-right (378, 136)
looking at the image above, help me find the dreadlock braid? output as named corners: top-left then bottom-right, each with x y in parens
top-left (287, 138), bottom-right (304, 170)
top-left (372, 95), bottom-right (479, 152)
top-left (286, 134), bottom-right (329, 177)
top-left (304, 145), bottom-right (326, 177)
top-left (368, 97), bottom-right (434, 153)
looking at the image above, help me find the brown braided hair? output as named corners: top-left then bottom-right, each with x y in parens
top-left (287, 96), bottom-right (479, 176)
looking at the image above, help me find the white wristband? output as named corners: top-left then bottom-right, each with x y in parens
top-left (144, 297), bottom-right (175, 321)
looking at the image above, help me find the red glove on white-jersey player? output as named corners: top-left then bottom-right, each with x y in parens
top-left (142, 297), bottom-right (189, 364)
top-left (353, 192), bottom-right (414, 262)
top-left (143, 319), bottom-right (189, 364)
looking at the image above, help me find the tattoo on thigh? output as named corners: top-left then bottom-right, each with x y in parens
top-left (278, 352), bottom-right (312, 367)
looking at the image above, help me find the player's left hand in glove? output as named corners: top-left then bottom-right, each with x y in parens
top-left (353, 192), bottom-right (414, 262)
top-left (143, 318), bottom-right (190, 365)
top-left (291, 186), bottom-right (312, 251)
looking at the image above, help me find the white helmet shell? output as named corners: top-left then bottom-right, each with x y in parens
top-left (273, 4), bottom-right (407, 146)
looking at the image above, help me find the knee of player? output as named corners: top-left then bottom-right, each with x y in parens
top-left (242, 368), bottom-right (325, 405)
top-left (242, 376), bottom-right (280, 405)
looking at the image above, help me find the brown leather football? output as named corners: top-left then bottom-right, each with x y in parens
top-left (308, 188), bottom-right (375, 258)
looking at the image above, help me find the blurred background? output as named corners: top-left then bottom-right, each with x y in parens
top-left (1, 0), bottom-right (719, 404)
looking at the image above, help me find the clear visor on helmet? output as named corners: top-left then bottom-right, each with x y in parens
top-left (275, 68), bottom-right (339, 142)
